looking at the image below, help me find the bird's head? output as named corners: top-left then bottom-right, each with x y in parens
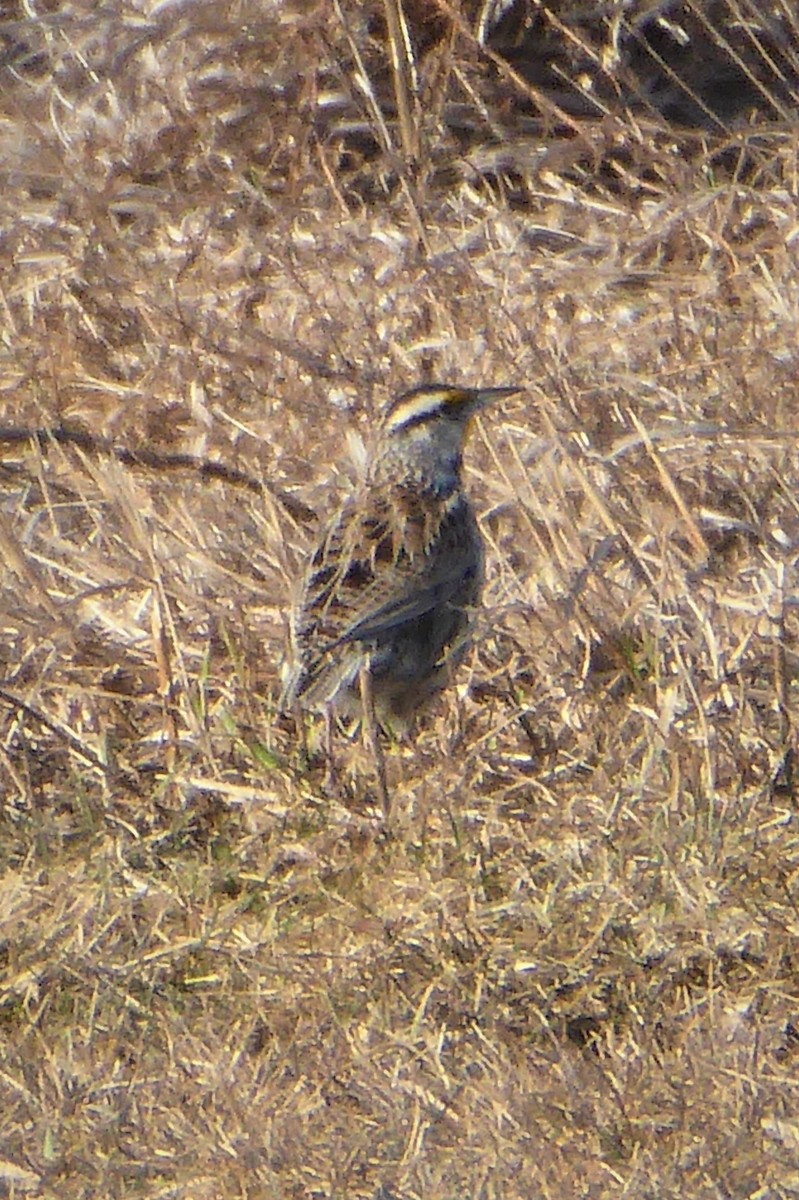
top-left (376, 384), bottom-right (521, 493)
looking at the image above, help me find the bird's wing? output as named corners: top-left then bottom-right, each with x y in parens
top-left (289, 486), bottom-right (479, 701)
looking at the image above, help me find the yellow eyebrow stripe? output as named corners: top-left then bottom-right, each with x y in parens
top-left (385, 388), bottom-right (464, 432)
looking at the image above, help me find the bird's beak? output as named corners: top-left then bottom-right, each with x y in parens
top-left (466, 386), bottom-right (522, 416)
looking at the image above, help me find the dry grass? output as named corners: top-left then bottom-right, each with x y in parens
top-left (1, 1), bottom-right (799, 1197)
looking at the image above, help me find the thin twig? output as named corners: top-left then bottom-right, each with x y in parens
top-left (0, 684), bottom-right (142, 794)
top-left (0, 424), bottom-right (316, 525)
top-left (382, 0), bottom-right (420, 166)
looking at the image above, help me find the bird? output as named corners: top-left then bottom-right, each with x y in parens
top-left (283, 383), bottom-right (521, 743)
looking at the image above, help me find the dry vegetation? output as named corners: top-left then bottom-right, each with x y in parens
top-left (2, 1), bottom-right (799, 1196)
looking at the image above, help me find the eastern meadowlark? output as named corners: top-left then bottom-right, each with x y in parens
top-left (283, 383), bottom-right (521, 735)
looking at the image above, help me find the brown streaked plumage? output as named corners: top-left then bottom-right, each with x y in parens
top-left (283, 383), bottom-right (521, 729)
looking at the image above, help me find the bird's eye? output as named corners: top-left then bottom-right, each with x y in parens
top-left (362, 516), bottom-right (386, 539)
